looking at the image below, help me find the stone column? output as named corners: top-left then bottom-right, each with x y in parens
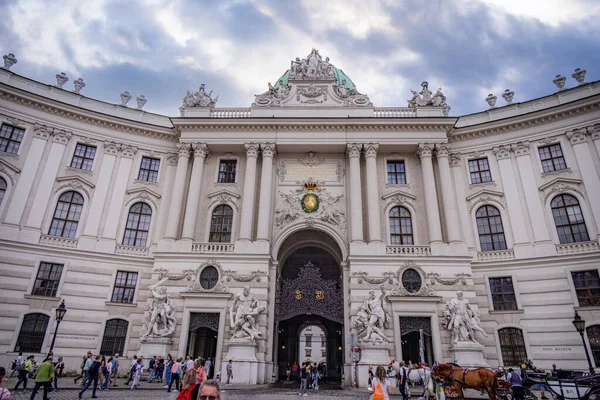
top-left (417, 143), bottom-right (443, 243)
top-left (25, 129), bottom-right (72, 229)
top-left (513, 141), bottom-right (552, 244)
top-left (364, 143), bottom-right (382, 243)
top-left (5, 125), bottom-right (51, 225)
top-left (436, 144), bottom-right (461, 243)
top-left (449, 153), bottom-right (476, 248)
top-left (256, 143), bottom-right (276, 241)
top-left (347, 143), bottom-right (364, 242)
top-left (164, 143), bottom-right (191, 240)
top-left (590, 124), bottom-right (600, 159)
top-left (181, 143), bottom-right (209, 241)
top-left (82, 141), bottom-right (119, 237)
top-left (492, 145), bottom-right (529, 245)
top-left (567, 128), bottom-right (600, 234)
top-left (102, 145), bottom-right (138, 240)
top-left (238, 143), bottom-right (260, 241)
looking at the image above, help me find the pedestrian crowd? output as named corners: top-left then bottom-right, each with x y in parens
top-left (289, 361), bottom-right (322, 396)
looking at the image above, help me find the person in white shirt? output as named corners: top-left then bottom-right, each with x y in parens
top-left (371, 365), bottom-right (392, 400)
top-left (185, 358), bottom-right (194, 371)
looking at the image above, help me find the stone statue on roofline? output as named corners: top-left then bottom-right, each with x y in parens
top-left (180, 83), bottom-right (219, 111)
top-left (408, 81), bottom-right (450, 115)
top-left (289, 49), bottom-right (335, 80)
top-left (253, 79), bottom-right (292, 107)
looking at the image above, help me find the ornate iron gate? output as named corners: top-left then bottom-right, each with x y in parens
top-left (276, 261), bottom-right (343, 323)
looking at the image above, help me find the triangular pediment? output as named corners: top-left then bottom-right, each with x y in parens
top-left (382, 190), bottom-right (417, 201)
top-left (207, 189), bottom-right (241, 200)
top-left (466, 189), bottom-right (504, 202)
top-left (126, 187), bottom-right (161, 199)
top-left (538, 177), bottom-right (582, 192)
top-left (56, 175), bottom-right (95, 189)
top-left (0, 158), bottom-right (21, 174)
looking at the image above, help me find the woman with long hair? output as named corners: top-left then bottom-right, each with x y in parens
top-left (371, 365), bottom-right (392, 400)
top-left (196, 360), bottom-right (207, 384)
top-left (176, 369), bottom-right (199, 400)
top-left (163, 354), bottom-right (173, 388)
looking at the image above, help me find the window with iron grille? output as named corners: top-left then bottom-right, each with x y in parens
top-left (138, 157), bottom-right (160, 182)
top-left (218, 160), bottom-right (237, 183)
top-left (387, 160), bottom-right (406, 185)
top-left (100, 319), bottom-right (129, 356)
top-left (32, 262), bottom-right (64, 297)
top-left (0, 177), bottom-right (6, 205)
top-left (70, 143), bottom-right (96, 171)
top-left (498, 327), bottom-right (527, 366)
top-left (468, 158), bottom-right (492, 184)
top-left (200, 266), bottom-right (219, 290)
top-left (123, 203), bottom-right (152, 247)
top-left (476, 205), bottom-right (507, 251)
top-left (571, 270), bottom-right (600, 307)
top-left (0, 124), bottom-right (25, 154)
top-left (551, 194), bottom-right (589, 244)
top-left (489, 277), bottom-right (518, 311)
top-left (587, 325), bottom-right (600, 366)
top-left (48, 191), bottom-right (84, 238)
top-left (111, 271), bottom-right (138, 303)
top-left (538, 144), bottom-right (567, 172)
top-left (389, 206), bottom-right (413, 245)
top-left (209, 205), bottom-right (233, 243)
top-left (15, 314), bottom-right (49, 353)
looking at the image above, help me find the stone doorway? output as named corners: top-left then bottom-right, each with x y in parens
top-left (399, 316), bottom-right (434, 366)
top-left (186, 312), bottom-right (219, 377)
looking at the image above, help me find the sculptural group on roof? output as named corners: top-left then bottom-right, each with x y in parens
top-left (289, 48), bottom-right (336, 80)
top-left (408, 81), bottom-right (450, 115)
top-left (181, 83), bottom-right (219, 109)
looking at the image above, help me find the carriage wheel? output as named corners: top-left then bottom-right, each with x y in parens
top-left (496, 388), bottom-right (513, 400)
top-left (588, 388), bottom-right (600, 400)
top-left (523, 387), bottom-right (538, 400)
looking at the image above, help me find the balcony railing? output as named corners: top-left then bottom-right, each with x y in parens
top-left (373, 107), bottom-right (416, 118)
top-left (115, 244), bottom-right (150, 257)
top-left (476, 249), bottom-right (515, 262)
top-left (386, 245), bottom-right (431, 256)
top-left (556, 240), bottom-right (600, 255)
top-left (39, 235), bottom-right (78, 248)
top-left (192, 242), bottom-right (235, 253)
top-left (210, 108), bottom-right (252, 118)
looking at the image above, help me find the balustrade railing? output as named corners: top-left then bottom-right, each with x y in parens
top-left (192, 242), bottom-right (235, 253)
top-left (476, 249), bottom-right (515, 262)
top-left (373, 107), bottom-right (416, 118)
top-left (210, 108), bottom-right (252, 118)
top-left (386, 245), bottom-right (431, 256)
top-left (39, 235), bottom-right (78, 248)
top-left (115, 244), bottom-right (150, 257)
top-left (556, 240), bottom-right (600, 255)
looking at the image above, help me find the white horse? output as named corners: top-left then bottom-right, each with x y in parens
top-left (389, 361), bottom-right (435, 399)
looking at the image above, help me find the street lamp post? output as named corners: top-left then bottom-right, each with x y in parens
top-left (572, 311), bottom-right (595, 374)
top-left (49, 300), bottom-right (67, 354)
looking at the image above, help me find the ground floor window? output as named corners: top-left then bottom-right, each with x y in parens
top-left (15, 313), bottom-right (49, 353)
top-left (100, 319), bottom-right (128, 355)
top-left (498, 327), bottom-right (527, 366)
top-left (587, 325), bottom-right (600, 366)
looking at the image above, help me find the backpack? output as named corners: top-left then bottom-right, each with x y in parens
top-left (89, 361), bottom-right (100, 376)
top-left (373, 380), bottom-right (385, 400)
top-left (10, 361), bottom-right (16, 371)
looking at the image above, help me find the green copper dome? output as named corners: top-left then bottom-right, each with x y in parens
top-left (273, 66), bottom-right (356, 89)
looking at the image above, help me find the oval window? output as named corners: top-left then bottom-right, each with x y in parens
top-left (401, 268), bottom-right (422, 293)
top-left (200, 266), bottom-right (219, 290)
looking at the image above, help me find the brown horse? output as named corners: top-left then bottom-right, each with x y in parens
top-left (432, 363), bottom-right (497, 400)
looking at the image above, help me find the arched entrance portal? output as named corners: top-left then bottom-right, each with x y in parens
top-left (275, 239), bottom-right (345, 382)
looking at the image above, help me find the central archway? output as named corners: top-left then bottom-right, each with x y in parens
top-left (273, 229), bottom-right (346, 382)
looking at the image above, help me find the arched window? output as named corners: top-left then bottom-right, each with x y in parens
top-left (15, 313), bottom-right (49, 353)
top-left (587, 325), bottom-right (600, 366)
top-left (48, 191), bottom-right (84, 238)
top-left (476, 205), bottom-right (507, 251)
top-left (389, 206), bottom-right (413, 245)
top-left (209, 205), bottom-right (233, 243)
top-left (0, 177), bottom-right (6, 205)
top-left (551, 194), bottom-right (589, 243)
top-left (123, 203), bottom-right (152, 247)
top-left (100, 319), bottom-right (128, 356)
top-left (498, 327), bottom-right (527, 366)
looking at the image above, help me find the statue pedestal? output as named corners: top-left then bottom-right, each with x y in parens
top-left (222, 340), bottom-right (259, 384)
top-left (139, 337), bottom-right (172, 358)
top-left (357, 343), bottom-right (391, 388)
top-left (451, 341), bottom-right (489, 368)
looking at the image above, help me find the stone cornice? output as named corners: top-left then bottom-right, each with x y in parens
top-left (449, 94), bottom-right (600, 142)
top-left (0, 84), bottom-right (177, 142)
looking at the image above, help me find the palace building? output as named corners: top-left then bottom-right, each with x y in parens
top-left (0, 50), bottom-right (599, 385)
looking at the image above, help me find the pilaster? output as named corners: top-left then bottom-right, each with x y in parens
top-left (436, 143), bottom-right (461, 244)
top-left (181, 143), bottom-right (209, 241)
top-left (417, 142), bottom-right (442, 244)
top-left (256, 143), bottom-right (276, 241)
top-left (238, 143), bottom-right (260, 242)
top-left (163, 143), bottom-right (191, 240)
top-left (363, 143), bottom-right (381, 243)
top-left (347, 143), bottom-right (364, 243)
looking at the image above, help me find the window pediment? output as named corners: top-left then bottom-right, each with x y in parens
top-left (466, 189), bottom-right (505, 213)
top-left (539, 177), bottom-right (584, 203)
top-left (382, 189), bottom-right (416, 209)
top-left (125, 187), bottom-right (161, 208)
top-left (207, 189), bottom-right (240, 209)
top-left (54, 175), bottom-right (95, 199)
top-left (0, 158), bottom-right (20, 184)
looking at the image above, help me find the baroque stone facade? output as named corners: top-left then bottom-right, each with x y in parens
top-left (0, 52), bottom-right (599, 385)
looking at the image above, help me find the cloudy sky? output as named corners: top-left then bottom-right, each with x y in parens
top-left (1, 0), bottom-right (599, 117)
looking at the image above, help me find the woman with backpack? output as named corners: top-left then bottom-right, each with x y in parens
top-left (78, 355), bottom-right (101, 399)
top-left (176, 369), bottom-right (199, 400)
top-left (371, 365), bottom-right (392, 400)
top-left (52, 357), bottom-right (64, 392)
top-left (100, 357), bottom-right (112, 390)
top-left (129, 358), bottom-right (142, 391)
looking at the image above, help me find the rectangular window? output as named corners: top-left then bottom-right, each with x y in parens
top-left (539, 144), bottom-right (567, 173)
top-left (32, 262), bottom-right (64, 297)
top-left (70, 143), bottom-right (97, 170)
top-left (571, 270), bottom-right (600, 307)
top-left (321, 335), bottom-right (326, 347)
top-left (489, 277), bottom-right (518, 311)
top-left (305, 335), bottom-right (312, 346)
top-left (218, 160), bottom-right (237, 183)
top-left (0, 124), bottom-right (25, 154)
top-left (387, 160), bottom-right (406, 185)
top-left (111, 271), bottom-right (138, 303)
top-left (468, 158), bottom-right (492, 184)
top-left (305, 350), bottom-right (311, 358)
top-left (138, 157), bottom-right (160, 182)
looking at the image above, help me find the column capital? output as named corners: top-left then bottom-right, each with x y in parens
top-left (120, 144), bottom-right (138, 159)
top-left (261, 142), bottom-right (277, 158)
top-left (436, 143), bottom-right (451, 158)
top-left (176, 143), bottom-right (191, 158)
top-left (449, 152), bottom-right (462, 167)
top-left (104, 140), bottom-right (120, 156)
top-left (191, 142), bottom-right (209, 158)
top-left (588, 123), bottom-right (600, 140)
top-left (33, 123), bottom-right (53, 140)
top-left (567, 127), bottom-right (588, 145)
top-left (492, 145), bottom-right (512, 160)
top-left (363, 142), bottom-right (379, 158)
top-left (51, 128), bottom-right (72, 145)
top-left (512, 141), bottom-right (530, 157)
top-left (346, 143), bottom-right (362, 158)
top-left (416, 142), bottom-right (434, 158)
top-left (245, 142), bottom-right (260, 158)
